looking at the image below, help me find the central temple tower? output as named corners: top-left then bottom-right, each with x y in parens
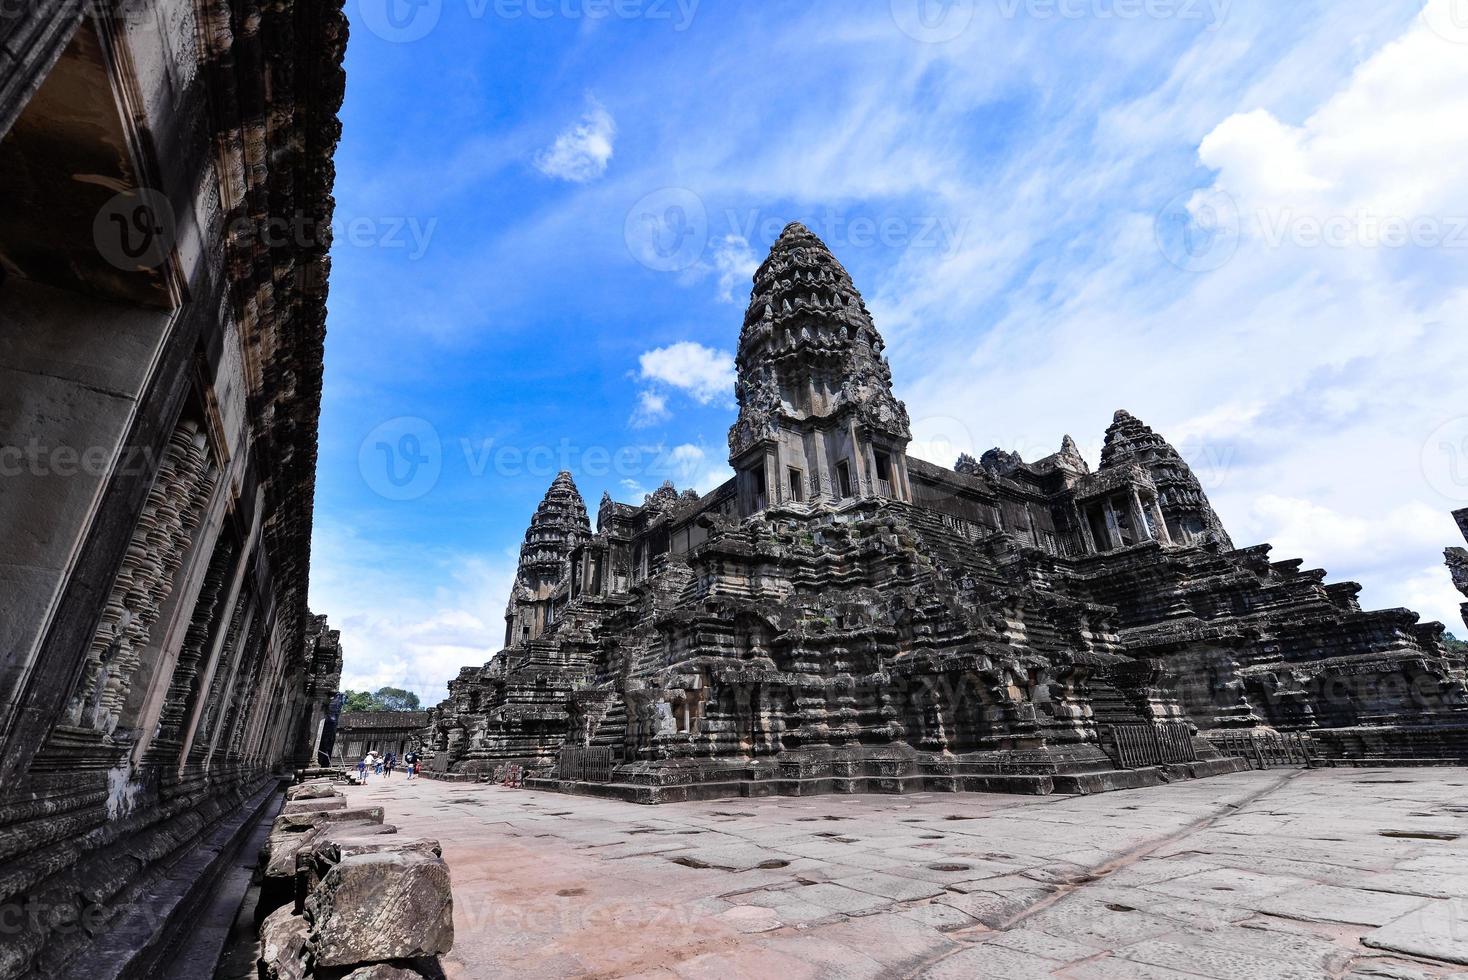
top-left (728, 222), bottom-right (913, 515)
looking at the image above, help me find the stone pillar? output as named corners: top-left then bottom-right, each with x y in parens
top-left (1129, 488), bottom-right (1154, 542)
top-left (1150, 497), bottom-right (1173, 545)
top-left (1101, 499), bottom-right (1122, 550)
top-left (1073, 502), bottom-right (1098, 554)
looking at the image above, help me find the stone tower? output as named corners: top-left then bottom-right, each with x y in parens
top-left (727, 222), bottom-right (912, 514)
top-left (505, 471), bottom-right (591, 648)
top-left (1099, 409), bottom-right (1233, 549)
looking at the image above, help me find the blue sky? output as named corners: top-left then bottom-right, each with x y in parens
top-left (311, 0), bottom-right (1468, 703)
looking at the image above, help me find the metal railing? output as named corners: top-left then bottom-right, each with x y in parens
top-left (1105, 722), bottom-right (1197, 769)
top-left (558, 745), bottom-right (615, 782)
top-left (1206, 731), bottom-right (1318, 769)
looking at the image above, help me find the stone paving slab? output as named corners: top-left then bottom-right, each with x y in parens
top-left (345, 767), bottom-right (1468, 978)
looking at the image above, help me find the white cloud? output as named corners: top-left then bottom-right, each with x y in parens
top-left (887, 5), bottom-right (1465, 633)
top-left (713, 234), bottom-right (759, 303)
top-left (648, 442), bottom-right (733, 495)
top-left (534, 97), bottom-right (616, 183)
top-left (309, 519), bottom-right (517, 707)
top-left (629, 389), bottom-right (670, 428)
top-left (637, 341), bottom-right (736, 405)
top-left (1200, 5), bottom-right (1468, 241)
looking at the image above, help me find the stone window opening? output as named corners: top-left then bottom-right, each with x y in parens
top-left (874, 451), bottom-right (893, 495)
top-left (787, 467), bottom-right (804, 503)
top-left (836, 460), bottom-right (853, 498)
top-left (750, 466), bottom-right (767, 511)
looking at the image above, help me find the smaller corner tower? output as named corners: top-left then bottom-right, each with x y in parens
top-left (1099, 409), bottom-right (1233, 549)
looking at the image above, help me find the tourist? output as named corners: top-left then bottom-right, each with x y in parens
top-left (356, 757), bottom-right (367, 781)
top-left (384, 752), bottom-right (396, 778)
top-left (405, 749), bottom-right (419, 780)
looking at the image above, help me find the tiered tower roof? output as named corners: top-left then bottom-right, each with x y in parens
top-left (729, 223), bottom-right (909, 459)
top-left (515, 471), bottom-right (591, 585)
top-left (1100, 410), bottom-right (1232, 548)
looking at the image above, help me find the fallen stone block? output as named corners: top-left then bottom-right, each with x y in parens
top-left (274, 805), bottom-right (385, 835)
top-left (293, 824), bottom-right (408, 908)
top-left (258, 905), bottom-right (310, 980)
top-left (287, 781), bottom-right (343, 801)
top-left (305, 851), bottom-right (454, 968)
top-left (341, 961), bottom-right (447, 980)
top-left (283, 796), bottom-right (348, 815)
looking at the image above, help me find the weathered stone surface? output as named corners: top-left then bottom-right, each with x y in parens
top-left (0, 2), bottom-right (347, 975)
top-left (258, 905), bottom-right (311, 980)
top-left (342, 963), bottom-right (445, 980)
top-left (283, 796), bottom-right (348, 814)
top-left (365, 770), bottom-right (1468, 978)
top-left (1363, 899), bottom-right (1468, 965)
top-left (304, 851), bottom-right (455, 967)
top-left (288, 781), bottom-right (344, 802)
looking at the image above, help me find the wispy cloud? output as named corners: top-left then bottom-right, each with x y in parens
top-left (534, 96), bottom-right (616, 182)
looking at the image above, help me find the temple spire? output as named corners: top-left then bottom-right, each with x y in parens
top-left (1100, 410), bottom-right (1231, 548)
top-left (505, 472), bottom-right (590, 648)
top-left (731, 224), bottom-right (910, 466)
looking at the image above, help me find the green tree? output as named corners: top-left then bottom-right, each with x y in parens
top-left (342, 689), bottom-right (378, 711)
top-left (340, 687), bottom-right (421, 712)
top-left (374, 686), bottom-right (421, 712)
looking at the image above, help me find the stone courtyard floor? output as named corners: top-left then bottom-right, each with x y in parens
top-left (346, 768), bottom-right (1468, 979)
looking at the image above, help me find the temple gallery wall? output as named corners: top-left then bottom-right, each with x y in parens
top-left (0, 3), bottom-right (345, 976)
top-left (423, 223), bottom-right (1468, 803)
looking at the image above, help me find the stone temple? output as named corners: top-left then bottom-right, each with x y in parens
top-left (426, 222), bottom-right (1468, 803)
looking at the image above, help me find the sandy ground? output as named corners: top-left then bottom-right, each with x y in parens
top-left (347, 767), bottom-right (1468, 979)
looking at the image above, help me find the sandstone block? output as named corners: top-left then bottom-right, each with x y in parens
top-left (287, 781), bottom-right (343, 801)
top-left (305, 851), bottom-right (454, 967)
top-left (283, 796), bottom-right (348, 815)
top-left (258, 905), bottom-right (310, 980)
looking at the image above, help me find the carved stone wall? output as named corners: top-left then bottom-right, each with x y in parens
top-left (0, 3), bottom-right (346, 975)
